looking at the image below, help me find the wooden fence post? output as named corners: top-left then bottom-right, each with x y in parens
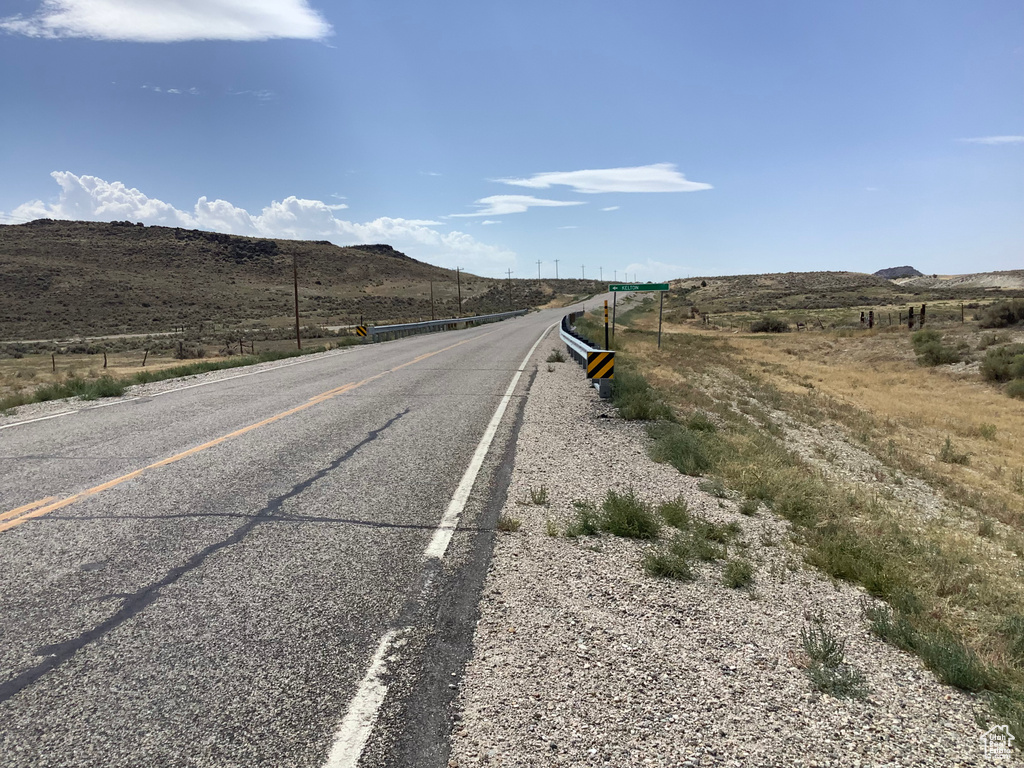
top-left (103, 352), bottom-right (107, 369)
top-left (51, 353), bottom-right (56, 373)
top-left (869, 310), bottom-right (874, 329)
top-left (908, 307), bottom-right (915, 330)
top-left (142, 350), bottom-right (148, 367)
top-left (920, 304), bottom-right (927, 326)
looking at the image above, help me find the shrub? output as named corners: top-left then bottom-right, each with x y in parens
top-left (723, 558), bottom-right (754, 588)
top-left (939, 437), bottom-right (970, 465)
top-left (529, 486), bottom-right (549, 506)
top-left (564, 500), bottom-right (601, 537)
top-left (750, 316), bottom-right (789, 333)
top-left (496, 514), bottom-right (521, 532)
top-left (1007, 380), bottom-right (1024, 400)
top-left (600, 488), bottom-right (660, 539)
top-left (657, 497), bottom-right (691, 529)
top-left (643, 537), bottom-right (696, 581)
top-left (978, 299), bottom-right (1024, 328)
top-left (546, 349), bottom-right (566, 363)
top-left (800, 619), bottom-right (868, 698)
top-left (980, 344), bottom-right (1024, 382)
top-left (911, 329), bottom-right (960, 366)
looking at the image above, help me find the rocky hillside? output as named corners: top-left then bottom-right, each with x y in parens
top-left (0, 220), bottom-right (602, 339)
top-left (874, 265), bottom-right (923, 279)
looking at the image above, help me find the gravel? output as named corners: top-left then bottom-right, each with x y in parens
top-left (448, 332), bottom-right (1014, 768)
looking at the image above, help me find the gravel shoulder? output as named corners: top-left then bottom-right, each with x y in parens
top-left (449, 330), bottom-right (1014, 767)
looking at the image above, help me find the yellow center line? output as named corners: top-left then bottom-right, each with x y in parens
top-left (1, 334), bottom-right (486, 534)
top-left (0, 497), bottom-right (58, 524)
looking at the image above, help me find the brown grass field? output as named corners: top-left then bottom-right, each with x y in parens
top-left (588, 290), bottom-right (1024, 745)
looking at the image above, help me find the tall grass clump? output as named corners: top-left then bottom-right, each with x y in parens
top-left (611, 366), bottom-right (674, 420)
top-left (980, 344), bottom-right (1024, 382)
top-left (600, 488), bottom-right (661, 539)
top-left (800, 618), bottom-right (868, 698)
top-left (648, 421), bottom-right (717, 476)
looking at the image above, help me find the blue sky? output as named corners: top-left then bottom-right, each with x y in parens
top-left (1, 1), bottom-right (1021, 280)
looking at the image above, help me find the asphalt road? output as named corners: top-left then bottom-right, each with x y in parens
top-left (0, 300), bottom-right (602, 768)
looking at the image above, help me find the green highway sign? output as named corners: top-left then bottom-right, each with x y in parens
top-left (608, 283), bottom-right (669, 292)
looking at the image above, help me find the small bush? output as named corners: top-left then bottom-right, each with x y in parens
top-left (861, 601), bottom-right (917, 652)
top-left (657, 497), bottom-right (691, 529)
top-left (980, 343), bottom-right (1024, 382)
top-left (643, 537), bottom-right (695, 581)
top-left (1001, 616), bottom-right (1024, 661)
top-left (800, 620), bottom-right (868, 698)
top-left (1008, 380), bottom-right (1024, 400)
top-left (939, 437), bottom-right (970, 465)
top-left (911, 329), bottom-right (960, 366)
top-left (496, 514), bottom-right (521, 532)
top-left (600, 488), bottom-right (661, 539)
top-left (546, 349), bottom-right (566, 363)
top-left (750, 316), bottom-right (789, 333)
top-left (723, 558), bottom-right (755, 588)
top-left (529, 486), bottom-right (549, 506)
top-left (978, 299), bottom-right (1024, 328)
top-left (685, 412), bottom-right (718, 432)
top-left (544, 519), bottom-right (559, 537)
top-left (738, 499), bottom-right (759, 516)
top-left (564, 500), bottom-right (601, 537)
top-left (648, 422), bottom-right (716, 476)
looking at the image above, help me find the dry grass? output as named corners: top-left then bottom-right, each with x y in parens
top-left (603, 304), bottom-right (1024, 742)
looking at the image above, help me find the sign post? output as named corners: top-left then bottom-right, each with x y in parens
top-left (607, 283), bottom-right (670, 348)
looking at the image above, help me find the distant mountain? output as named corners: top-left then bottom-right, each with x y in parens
top-left (874, 266), bottom-right (923, 279)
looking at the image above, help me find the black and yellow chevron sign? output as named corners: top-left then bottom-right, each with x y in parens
top-left (587, 350), bottom-right (614, 379)
top-left (355, 325), bottom-right (368, 337)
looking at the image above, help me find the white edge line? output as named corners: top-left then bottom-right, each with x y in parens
top-left (321, 321), bottom-right (556, 768)
top-left (0, 410), bottom-right (75, 431)
top-left (323, 629), bottom-right (405, 768)
top-left (423, 321), bottom-right (555, 560)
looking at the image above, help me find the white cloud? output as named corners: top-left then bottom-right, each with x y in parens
top-left (0, 0), bottom-right (332, 42)
top-left (558, 225), bottom-right (578, 229)
top-left (601, 206), bottom-right (620, 211)
top-left (450, 194), bottom-right (585, 217)
top-left (4, 171), bottom-right (516, 277)
top-left (230, 89), bottom-right (275, 101)
top-left (958, 136), bottom-right (1024, 145)
top-left (143, 84), bottom-right (200, 96)
top-left (497, 163), bottom-right (712, 194)
top-left (623, 258), bottom-right (689, 283)
top-left (480, 220), bottom-right (501, 226)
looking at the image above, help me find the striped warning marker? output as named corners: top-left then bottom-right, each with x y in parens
top-left (355, 325), bottom-right (368, 337)
top-left (587, 350), bottom-right (614, 379)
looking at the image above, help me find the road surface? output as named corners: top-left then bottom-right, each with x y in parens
top-left (0, 299), bottom-right (604, 768)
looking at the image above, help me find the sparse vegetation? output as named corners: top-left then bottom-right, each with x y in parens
top-left (647, 421), bottom-right (716, 476)
top-left (611, 366), bottom-right (674, 420)
top-left (978, 299), bottom-right (1024, 329)
top-left (939, 436), bottom-right (970, 465)
top-left (599, 488), bottom-right (661, 539)
top-left (496, 514), bottom-right (521, 532)
top-left (800, 618), bottom-right (868, 699)
top-left (723, 558), bottom-right (754, 588)
top-left (546, 349), bottom-right (566, 363)
top-left (528, 486), bottom-right (549, 506)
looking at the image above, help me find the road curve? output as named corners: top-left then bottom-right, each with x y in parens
top-left (0, 300), bottom-right (601, 768)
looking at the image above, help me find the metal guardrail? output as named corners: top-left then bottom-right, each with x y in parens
top-left (370, 309), bottom-right (527, 341)
top-left (559, 312), bottom-right (614, 398)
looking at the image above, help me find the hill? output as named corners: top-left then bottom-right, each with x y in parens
top-left (874, 265), bottom-right (923, 279)
top-left (666, 269), bottom-right (1024, 315)
top-left (0, 220), bottom-right (602, 339)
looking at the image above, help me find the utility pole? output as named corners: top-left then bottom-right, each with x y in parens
top-left (614, 270), bottom-right (617, 281)
top-left (456, 267), bottom-right (463, 316)
top-left (599, 266), bottom-right (603, 281)
top-left (293, 253), bottom-right (301, 350)
top-left (506, 269), bottom-right (513, 309)
top-left (581, 264), bottom-right (585, 279)
top-left (554, 259), bottom-right (559, 279)
top-left (536, 259), bottom-right (542, 279)
top-left (430, 280), bottom-right (435, 320)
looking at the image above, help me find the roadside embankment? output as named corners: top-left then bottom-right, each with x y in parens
top-left (448, 329), bottom-right (1004, 767)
